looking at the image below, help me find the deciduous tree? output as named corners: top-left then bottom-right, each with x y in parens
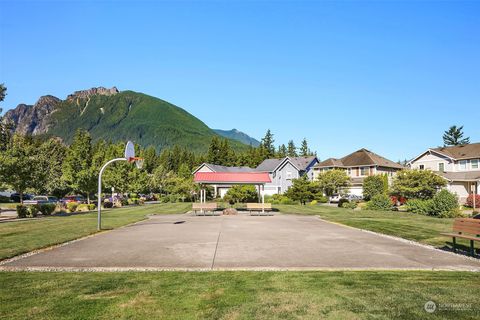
top-left (391, 169), bottom-right (446, 200)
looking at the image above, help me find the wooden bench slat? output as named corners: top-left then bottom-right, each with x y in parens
top-left (441, 233), bottom-right (480, 242)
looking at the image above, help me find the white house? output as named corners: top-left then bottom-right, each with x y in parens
top-left (408, 143), bottom-right (480, 203)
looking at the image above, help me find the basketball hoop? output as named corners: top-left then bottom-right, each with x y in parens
top-left (128, 156), bottom-right (144, 169)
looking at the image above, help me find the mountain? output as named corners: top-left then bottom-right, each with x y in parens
top-left (214, 129), bottom-right (260, 147)
top-left (3, 87), bottom-right (249, 152)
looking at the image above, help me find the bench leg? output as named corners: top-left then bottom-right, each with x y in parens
top-left (470, 240), bottom-right (475, 256)
top-left (452, 237), bottom-right (456, 253)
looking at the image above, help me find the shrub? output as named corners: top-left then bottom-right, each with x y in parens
top-left (103, 201), bottom-right (113, 208)
top-left (366, 194), bottom-right (392, 211)
top-left (363, 175), bottom-right (388, 201)
top-left (405, 199), bottom-right (433, 215)
top-left (0, 195), bottom-right (10, 202)
top-left (38, 204), bottom-right (56, 215)
top-left (430, 189), bottom-right (459, 217)
top-left (466, 194), bottom-right (480, 208)
top-left (77, 204), bottom-right (95, 212)
top-left (66, 202), bottom-right (79, 212)
top-left (338, 198), bottom-right (350, 208)
top-left (27, 205), bottom-right (39, 217)
top-left (224, 185), bottom-right (258, 203)
top-left (342, 201), bottom-right (358, 209)
top-left (315, 195), bottom-right (328, 203)
top-left (16, 205), bottom-right (28, 218)
top-left (390, 195), bottom-right (407, 206)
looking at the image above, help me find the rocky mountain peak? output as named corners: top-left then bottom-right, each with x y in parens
top-left (66, 86), bottom-right (119, 101)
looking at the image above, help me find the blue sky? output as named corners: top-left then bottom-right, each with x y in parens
top-left (1, 0), bottom-right (479, 162)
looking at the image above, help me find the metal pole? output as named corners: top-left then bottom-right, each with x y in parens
top-left (98, 158), bottom-right (127, 230)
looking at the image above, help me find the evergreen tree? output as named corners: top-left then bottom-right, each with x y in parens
top-left (443, 125), bottom-right (470, 146)
top-left (276, 144), bottom-right (287, 158)
top-left (287, 140), bottom-right (298, 157)
top-left (261, 129), bottom-right (275, 158)
top-left (207, 136), bottom-right (221, 164)
top-left (141, 146), bottom-right (158, 174)
top-left (38, 138), bottom-right (68, 197)
top-left (62, 129), bottom-right (97, 203)
top-left (300, 138), bottom-right (309, 157)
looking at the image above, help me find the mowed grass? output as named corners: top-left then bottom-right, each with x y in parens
top-left (0, 271), bottom-right (479, 319)
top-left (274, 205), bottom-right (467, 249)
top-left (0, 203), bottom-right (190, 260)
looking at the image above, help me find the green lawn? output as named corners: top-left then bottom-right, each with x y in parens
top-left (0, 203), bottom-right (190, 260)
top-left (0, 203), bottom-right (17, 210)
top-left (274, 204), bottom-right (466, 249)
top-left (0, 271), bottom-right (478, 319)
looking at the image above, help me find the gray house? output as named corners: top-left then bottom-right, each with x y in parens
top-left (253, 156), bottom-right (319, 195)
top-left (193, 156), bottom-right (319, 197)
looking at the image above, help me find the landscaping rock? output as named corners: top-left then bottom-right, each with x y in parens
top-left (223, 208), bottom-right (237, 215)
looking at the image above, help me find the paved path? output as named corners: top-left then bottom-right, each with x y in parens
top-left (2, 214), bottom-right (480, 271)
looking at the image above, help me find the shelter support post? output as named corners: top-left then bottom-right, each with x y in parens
top-left (262, 184), bottom-right (265, 213)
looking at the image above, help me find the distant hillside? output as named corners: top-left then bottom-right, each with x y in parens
top-left (214, 129), bottom-right (260, 147)
top-left (3, 87), bottom-right (249, 152)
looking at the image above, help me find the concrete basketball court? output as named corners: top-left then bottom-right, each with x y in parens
top-left (2, 214), bottom-right (480, 271)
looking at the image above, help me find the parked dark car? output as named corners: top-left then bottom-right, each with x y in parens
top-left (24, 196), bottom-right (59, 205)
top-left (10, 193), bottom-right (33, 203)
top-left (61, 195), bottom-right (87, 204)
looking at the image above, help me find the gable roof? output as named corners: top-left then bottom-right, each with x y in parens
top-left (314, 148), bottom-right (404, 169)
top-left (289, 156), bottom-right (318, 171)
top-left (255, 158), bottom-right (284, 172)
top-left (255, 156), bottom-right (318, 173)
top-left (431, 143), bottom-right (480, 160)
top-left (194, 172), bottom-right (271, 184)
top-left (193, 163), bottom-right (256, 174)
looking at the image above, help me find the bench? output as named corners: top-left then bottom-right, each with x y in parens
top-left (246, 203), bottom-right (273, 216)
top-left (441, 218), bottom-right (480, 256)
top-left (192, 203), bottom-right (220, 216)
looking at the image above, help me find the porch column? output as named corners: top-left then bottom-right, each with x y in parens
top-left (213, 185), bottom-right (217, 198)
top-left (262, 184), bottom-right (265, 213)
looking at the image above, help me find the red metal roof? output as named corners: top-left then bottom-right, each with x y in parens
top-left (194, 172), bottom-right (271, 184)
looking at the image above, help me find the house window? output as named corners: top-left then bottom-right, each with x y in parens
top-left (347, 168), bottom-right (352, 176)
top-left (438, 163), bottom-right (445, 172)
top-left (286, 171), bottom-right (292, 179)
top-left (360, 167), bottom-right (370, 176)
top-left (472, 159), bottom-right (479, 169)
top-left (459, 160), bottom-right (467, 170)
top-left (419, 165), bottom-right (425, 170)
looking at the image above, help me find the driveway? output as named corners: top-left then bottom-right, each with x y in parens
top-left (2, 214), bottom-right (480, 270)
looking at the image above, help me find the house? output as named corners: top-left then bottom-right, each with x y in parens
top-left (255, 156), bottom-right (319, 195)
top-left (408, 143), bottom-right (480, 203)
top-left (193, 156), bottom-right (319, 197)
top-left (312, 148), bottom-right (404, 196)
top-left (193, 163), bottom-right (258, 197)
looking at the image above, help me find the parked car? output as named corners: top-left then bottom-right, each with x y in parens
top-left (329, 194), bottom-right (342, 203)
top-left (61, 195), bottom-right (87, 204)
top-left (343, 194), bottom-right (363, 201)
top-left (24, 196), bottom-right (59, 205)
top-left (10, 193), bottom-right (33, 203)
